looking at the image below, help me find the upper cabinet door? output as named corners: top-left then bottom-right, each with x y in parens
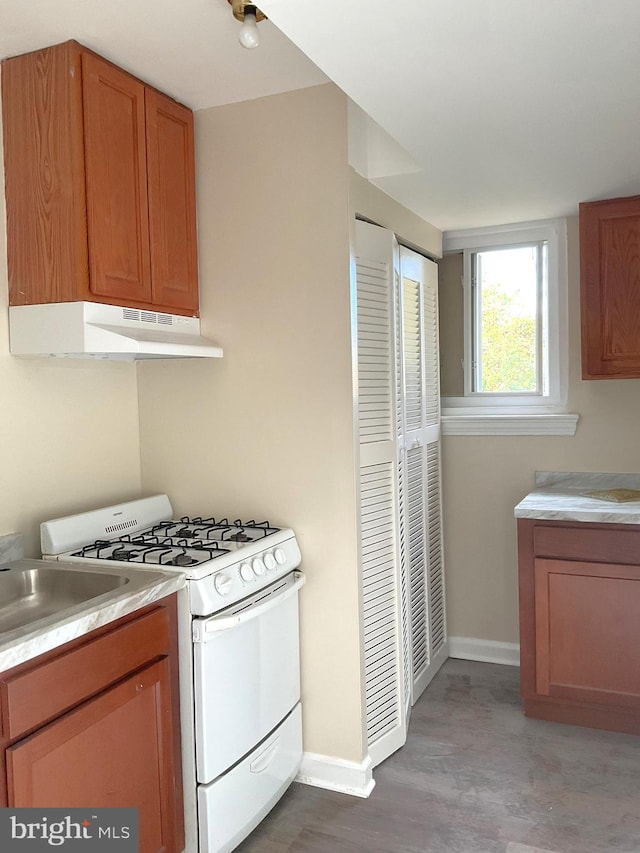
top-left (82, 52), bottom-right (153, 305)
top-left (580, 195), bottom-right (640, 379)
top-left (145, 90), bottom-right (199, 315)
top-left (1, 41), bottom-right (89, 305)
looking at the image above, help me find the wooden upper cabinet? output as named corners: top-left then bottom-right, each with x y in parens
top-left (1, 42), bottom-right (89, 305)
top-left (146, 89), bottom-right (198, 314)
top-left (2, 40), bottom-right (199, 316)
top-left (580, 195), bottom-right (640, 378)
top-left (82, 52), bottom-right (152, 305)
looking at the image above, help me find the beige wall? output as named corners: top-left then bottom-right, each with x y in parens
top-left (437, 251), bottom-right (464, 397)
top-left (442, 216), bottom-right (640, 644)
top-left (0, 72), bottom-right (443, 766)
top-left (138, 84), bottom-right (366, 762)
top-left (349, 168), bottom-right (442, 259)
top-left (0, 99), bottom-right (142, 558)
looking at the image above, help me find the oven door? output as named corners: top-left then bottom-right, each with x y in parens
top-left (192, 571), bottom-right (304, 783)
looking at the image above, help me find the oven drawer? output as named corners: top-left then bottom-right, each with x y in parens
top-left (198, 703), bottom-right (302, 853)
top-left (192, 571), bottom-right (303, 783)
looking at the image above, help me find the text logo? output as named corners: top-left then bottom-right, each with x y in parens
top-left (0, 809), bottom-right (138, 851)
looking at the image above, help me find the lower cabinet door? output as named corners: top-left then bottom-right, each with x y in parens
top-left (534, 558), bottom-right (640, 707)
top-left (6, 659), bottom-right (178, 853)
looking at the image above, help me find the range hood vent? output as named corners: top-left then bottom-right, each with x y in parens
top-left (9, 302), bottom-right (223, 361)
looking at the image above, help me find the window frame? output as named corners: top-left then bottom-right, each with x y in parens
top-left (443, 218), bottom-right (568, 413)
top-left (440, 218), bottom-right (576, 436)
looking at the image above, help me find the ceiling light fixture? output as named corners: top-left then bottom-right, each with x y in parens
top-left (227, 0), bottom-right (267, 49)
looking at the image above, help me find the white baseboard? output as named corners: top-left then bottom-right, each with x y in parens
top-left (296, 752), bottom-right (375, 798)
top-left (448, 636), bottom-right (520, 667)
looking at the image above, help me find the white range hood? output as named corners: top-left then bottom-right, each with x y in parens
top-left (9, 302), bottom-right (223, 361)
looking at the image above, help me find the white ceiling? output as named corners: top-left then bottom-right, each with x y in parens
top-left (258, 0), bottom-right (640, 231)
top-left (0, 0), bottom-right (327, 109)
top-left (2, 0), bottom-right (640, 232)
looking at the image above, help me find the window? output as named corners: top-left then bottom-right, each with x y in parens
top-left (440, 218), bottom-right (577, 435)
top-left (469, 242), bottom-right (547, 396)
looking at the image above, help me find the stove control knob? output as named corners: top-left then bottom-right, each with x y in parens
top-left (252, 558), bottom-right (266, 576)
top-left (274, 548), bottom-right (287, 565)
top-left (214, 573), bottom-right (233, 596)
top-left (240, 563), bottom-right (254, 582)
top-left (264, 552), bottom-right (277, 571)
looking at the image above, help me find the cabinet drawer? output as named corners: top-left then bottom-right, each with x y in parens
top-left (533, 524), bottom-right (640, 564)
top-left (0, 607), bottom-right (169, 741)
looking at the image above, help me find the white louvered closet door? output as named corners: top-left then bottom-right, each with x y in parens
top-left (423, 263), bottom-right (448, 676)
top-left (394, 253), bottom-right (412, 727)
top-left (399, 247), bottom-right (448, 703)
top-left (355, 220), bottom-right (407, 768)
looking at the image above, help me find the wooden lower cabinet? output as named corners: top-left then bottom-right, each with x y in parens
top-left (518, 519), bottom-right (640, 734)
top-left (0, 597), bottom-right (184, 853)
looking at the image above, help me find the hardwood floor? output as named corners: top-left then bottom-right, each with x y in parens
top-left (237, 659), bottom-right (640, 853)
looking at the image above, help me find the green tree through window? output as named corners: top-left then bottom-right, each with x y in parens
top-left (479, 283), bottom-right (536, 392)
top-left (472, 243), bottom-right (542, 394)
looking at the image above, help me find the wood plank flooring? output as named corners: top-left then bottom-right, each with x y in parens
top-left (237, 659), bottom-right (640, 853)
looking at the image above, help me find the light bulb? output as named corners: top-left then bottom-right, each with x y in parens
top-left (239, 9), bottom-right (260, 49)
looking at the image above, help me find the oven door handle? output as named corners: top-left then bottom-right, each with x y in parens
top-left (193, 571), bottom-right (305, 639)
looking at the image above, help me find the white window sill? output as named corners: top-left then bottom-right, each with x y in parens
top-left (441, 411), bottom-right (579, 436)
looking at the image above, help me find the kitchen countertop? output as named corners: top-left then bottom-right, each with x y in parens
top-left (0, 558), bottom-right (186, 672)
top-left (0, 532), bottom-right (24, 562)
top-left (514, 471), bottom-right (640, 524)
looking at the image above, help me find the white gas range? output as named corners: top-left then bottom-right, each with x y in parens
top-left (41, 494), bottom-right (304, 853)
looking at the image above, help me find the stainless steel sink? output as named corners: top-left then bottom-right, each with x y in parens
top-left (0, 558), bottom-right (183, 669)
top-left (0, 566), bottom-right (128, 634)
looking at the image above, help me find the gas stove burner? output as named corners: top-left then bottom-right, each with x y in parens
top-left (165, 553), bottom-right (199, 567)
top-left (72, 539), bottom-right (123, 559)
top-left (217, 523), bottom-right (280, 542)
top-left (227, 531), bottom-right (251, 542)
top-left (111, 548), bottom-right (139, 561)
top-left (173, 516), bottom-right (281, 539)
